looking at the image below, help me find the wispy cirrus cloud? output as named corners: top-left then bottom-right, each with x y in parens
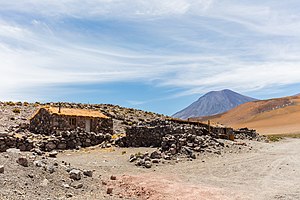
top-left (1, 0), bottom-right (300, 104)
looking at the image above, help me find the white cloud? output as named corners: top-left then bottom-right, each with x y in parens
top-left (0, 0), bottom-right (213, 19)
top-left (1, 0), bottom-right (300, 101)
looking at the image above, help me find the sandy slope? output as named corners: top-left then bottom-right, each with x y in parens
top-left (197, 96), bottom-right (300, 135)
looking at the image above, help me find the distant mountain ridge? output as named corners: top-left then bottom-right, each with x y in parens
top-left (194, 95), bottom-right (300, 135)
top-left (173, 89), bottom-right (257, 119)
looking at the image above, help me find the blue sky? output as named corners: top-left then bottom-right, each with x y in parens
top-left (1, 0), bottom-right (300, 115)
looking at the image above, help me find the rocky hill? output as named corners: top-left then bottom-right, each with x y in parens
top-left (173, 89), bottom-right (257, 119)
top-left (0, 101), bottom-right (166, 136)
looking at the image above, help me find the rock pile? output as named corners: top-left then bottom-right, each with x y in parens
top-left (128, 132), bottom-right (225, 168)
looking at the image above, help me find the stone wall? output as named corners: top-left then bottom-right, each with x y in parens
top-left (116, 119), bottom-right (261, 148)
top-left (0, 128), bottom-right (112, 152)
top-left (116, 120), bottom-right (209, 147)
top-left (234, 128), bottom-right (260, 140)
top-left (0, 132), bottom-right (33, 152)
top-left (36, 128), bottom-right (112, 151)
top-left (29, 108), bottom-right (52, 134)
top-left (29, 108), bottom-right (113, 135)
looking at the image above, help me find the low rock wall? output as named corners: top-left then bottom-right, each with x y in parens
top-left (0, 128), bottom-right (112, 152)
top-left (37, 129), bottom-right (112, 151)
top-left (0, 132), bottom-right (33, 152)
top-left (234, 128), bottom-right (260, 140)
top-left (116, 120), bottom-right (208, 147)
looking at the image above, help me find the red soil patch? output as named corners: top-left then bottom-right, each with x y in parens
top-left (115, 173), bottom-right (244, 200)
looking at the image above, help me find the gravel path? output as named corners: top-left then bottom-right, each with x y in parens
top-left (57, 138), bottom-right (300, 200)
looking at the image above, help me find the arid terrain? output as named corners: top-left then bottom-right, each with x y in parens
top-left (0, 101), bottom-right (299, 200)
top-left (197, 95), bottom-right (300, 135)
top-left (1, 138), bottom-right (300, 200)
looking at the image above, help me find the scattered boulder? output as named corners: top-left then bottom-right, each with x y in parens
top-left (0, 165), bottom-right (4, 173)
top-left (69, 169), bottom-right (81, 180)
top-left (70, 182), bottom-right (83, 189)
top-left (107, 187), bottom-right (113, 194)
top-left (17, 157), bottom-right (28, 167)
top-left (144, 161), bottom-right (152, 168)
top-left (48, 151), bottom-right (58, 158)
top-left (83, 170), bottom-right (93, 177)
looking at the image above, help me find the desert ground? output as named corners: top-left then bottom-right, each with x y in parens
top-left (1, 102), bottom-right (300, 200)
top-left (1, 138), bottom-right (300, 200)
top-left (62, 138), bottom-right (300, 200)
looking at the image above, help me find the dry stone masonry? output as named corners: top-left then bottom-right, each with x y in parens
top-left (0, 128), bottom-right (112, 152)
top-left (115, 119), bottom-right (264, 168)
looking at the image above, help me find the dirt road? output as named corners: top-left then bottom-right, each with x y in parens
top-left (59, 138), bottom-right (300, 200)
top-left (160, 138), bottom-right (300, 200)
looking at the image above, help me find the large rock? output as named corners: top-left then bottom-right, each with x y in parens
top-left (83, 170), bottom-right (93, 177)
top-left (17, 157), bottom-right (28, 167)
top-left (69, 169), bottom-right (81, 180)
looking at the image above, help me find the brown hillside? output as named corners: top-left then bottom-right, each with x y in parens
top-left (194, 96), bottom-right (300, 135)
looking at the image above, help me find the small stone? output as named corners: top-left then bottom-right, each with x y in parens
top-left (28, 174), bottom-right (34, 178)
top-left (40, 179), bottom-right (49, 187)
top-left (144, 161), bottom-right (152, 168)
top-left (83, 170), bottom-right (93, 177)
top-left (17, 157), bottom-right (28, 167)
top-left (0, 165), bottom-right (4, 173)
top-left (71, 182), bottom-right (83, 189)
top-left (150, 151), bottom-right (162, 159)
top-left (107, 187), bottom-right (113, 194)
top-left (110, 175), bottom-right (117, 180)
top-left (102, 181), bottom-right (107, 185)
top-left (47, 165), bottom-right (55, 174)
top-left (169, 148), bottom-right (176, 155)
top-left (152, 159), bottom-right (160, 164)
top-left (57, 143), bottom-right (67, 150)
top-left (49, 151), bottom-right (58, 158)
top-left (129, 155), bottom-right (137, 162)
top-left (163, 155), bottom-right (171, 160)
top-left (190, 154), bottom-right (196, 159)
top-left (33, 148), bottom-right (43, 156)
top-left (106, 143), bottom-right (112, 148)
top-left (66, 193), bottom-right (73, 198)
top-left (34, 160), bottom-right (45, 167)
top-left (62, 183), bottom-right (70, 189)
top-left (135, 158), bottom-right (145, 166)
top-left (69, 169), bottom-right (81, 180)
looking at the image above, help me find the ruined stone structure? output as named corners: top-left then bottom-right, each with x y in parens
top-left (29, 107), bottom-right (113, 135)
